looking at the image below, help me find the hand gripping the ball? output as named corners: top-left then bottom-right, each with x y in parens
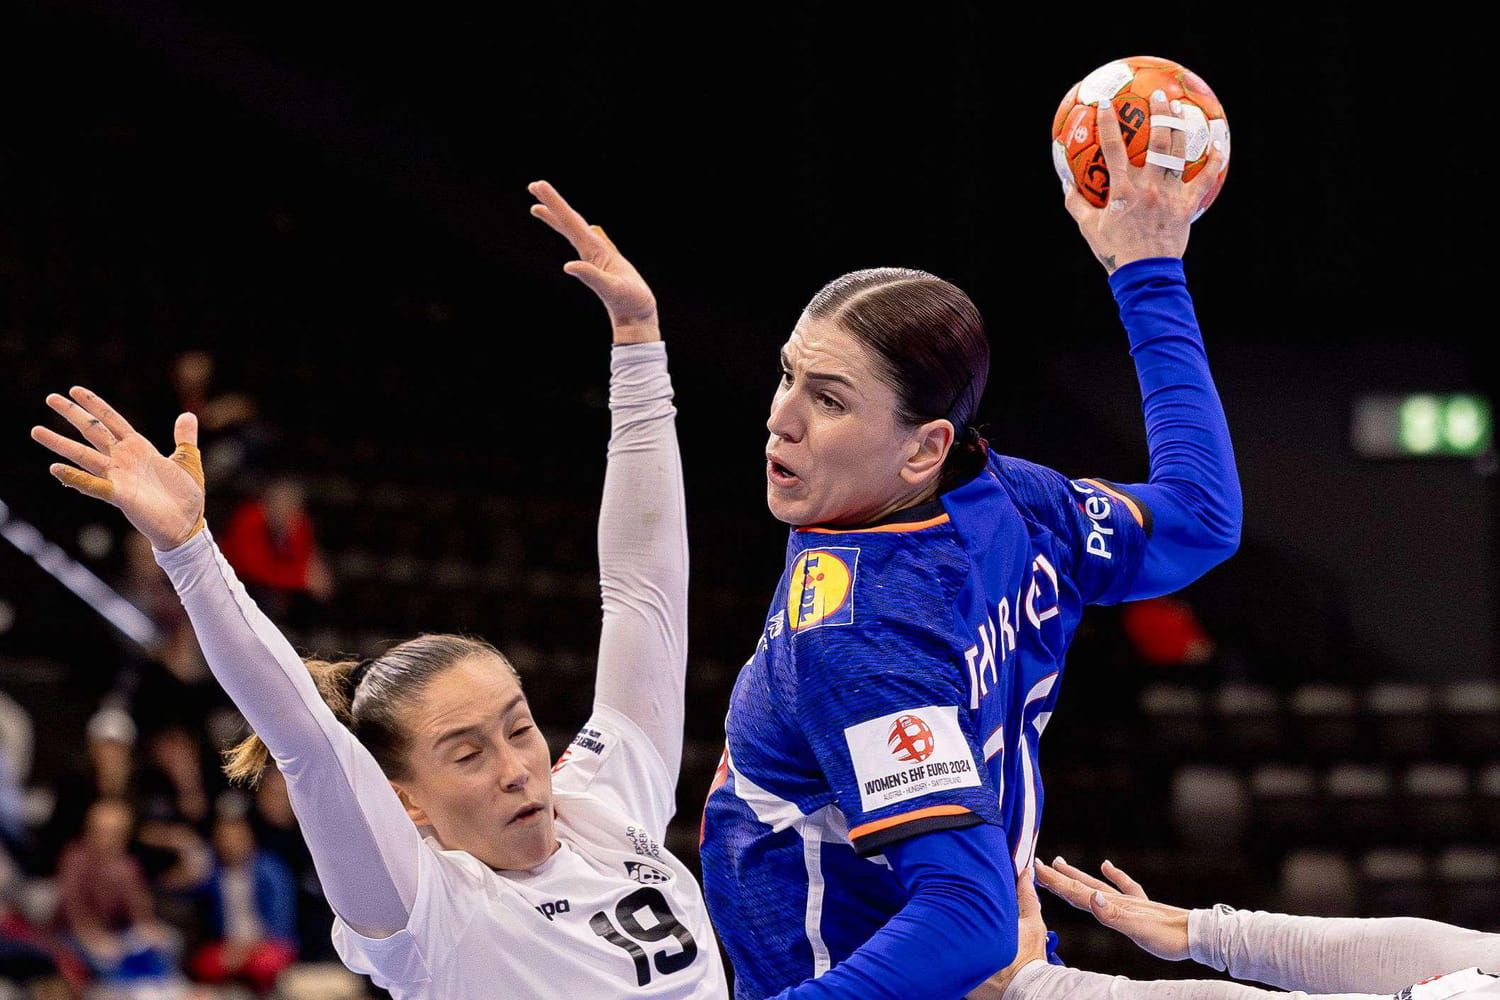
top-left (1063, 89), bottom-right (1227, 274)
top-left (31, 387), bottom-right (206, 553)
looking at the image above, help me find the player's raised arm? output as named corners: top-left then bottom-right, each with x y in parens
top-left (529, 181), bottom-right (689, 789)
top-left (31, 389), bottom-right (420, 939)
top-left (1058, 91), bottom-right (1241, 603)
top-left (1037, 858), bottom-right (1500, 996)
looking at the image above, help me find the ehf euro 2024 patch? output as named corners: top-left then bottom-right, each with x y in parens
top-left (787, 547), bottom-right (859, 634)
top-left (844, 706), bottom-right (981, 813)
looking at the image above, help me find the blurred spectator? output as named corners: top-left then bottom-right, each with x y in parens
top-left (117, 535), bottom-right (208, 690)
top-left (41, 707), bottom-right (137, 872)
top-left (218, 478), bottom-right (333, 625)
top-left (138, 727), bottom-right (210, 829)
top-left (186, 798), bottom-right (296, 995)
top-left (249, 769), bottom-right (332, 961)
top-left (1120, 596), bottom-right (1216, 668)
top-left (55, 800), bottom-right (180, 991)
top-left (0, 695), bottom-right (30, 860)
top-left (171, 350), bottom-right (270, 487)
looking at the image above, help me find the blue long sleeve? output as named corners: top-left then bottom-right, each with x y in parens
top-left (1106, 257), bottom-right (1242, 599)
top-left (768, 823), bottom-right (1016, 1000)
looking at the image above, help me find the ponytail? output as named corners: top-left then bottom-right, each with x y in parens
top-left (223, 657), bottom-right (358, 787)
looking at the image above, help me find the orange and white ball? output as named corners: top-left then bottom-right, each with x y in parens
top-left (1051, 56), bottom-right (1229, 221)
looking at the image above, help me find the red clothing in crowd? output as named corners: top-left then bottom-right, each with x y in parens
top-left (219, 501), bottom-right (318, 593)
top-left (56, 844), bottom-right (153, 934)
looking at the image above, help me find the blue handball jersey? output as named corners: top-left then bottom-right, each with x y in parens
top-left (700, 450), bottom-right (1152, 999)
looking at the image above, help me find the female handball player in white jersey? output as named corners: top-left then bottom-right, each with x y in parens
top-left (985, 856), bottom-right (1500, 999)
top-left (28, 181), bottom-right (729, 999)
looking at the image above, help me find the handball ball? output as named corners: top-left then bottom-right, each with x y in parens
top-left (1051, 56), bottom-right (1229, 222)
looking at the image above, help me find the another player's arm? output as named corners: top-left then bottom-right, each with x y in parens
top-left (1062, 91), bottom-right (1241, 603)
top-left (529, 181), bottom-right (689, 784)
top-left (1038, 858), bottom-right (1500, 995)
top-left (31, 391), bottom-right (420, 939)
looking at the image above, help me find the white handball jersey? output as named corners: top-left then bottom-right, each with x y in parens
top-left (1401, 970), bottom-right (1500, 999)
top-left (332, 704), bottom-right (727, 999)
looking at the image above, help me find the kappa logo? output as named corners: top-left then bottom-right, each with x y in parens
top-left (535, 899), bottom-right (572, 922)
top-left (624, 861), bottom-right (672, 885)
top-left (787, 547), bottom-right (859, 633)
top-left (887, 715), bottom-right (936, 764)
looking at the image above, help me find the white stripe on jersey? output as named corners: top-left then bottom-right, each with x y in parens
top-left (1012, 672), bottom-right (1059, 872)
top-left (727, 749), bottom-right (871, 978)
top-left (801, 811), bottom-right (833, 977)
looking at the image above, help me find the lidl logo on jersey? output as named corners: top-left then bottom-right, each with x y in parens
top-left (846, 706), bottom-right (980, 812)
top-left (787, 547), bottom-right (859, 633)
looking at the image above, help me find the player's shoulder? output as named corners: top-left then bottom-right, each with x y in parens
top-left (782, 504), bottom-right (967, 640)
top-left (990, 452), bottom-right (1151, 539)
top-left (988, 453), bottom-right (1076, 522)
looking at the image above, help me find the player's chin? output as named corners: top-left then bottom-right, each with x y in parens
top-left (766, 486), bottom-right (815, 526)
top-left (500, 818), bottom-right (558, 871)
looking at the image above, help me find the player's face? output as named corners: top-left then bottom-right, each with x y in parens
top-left (395, 656), bottom-right (559, 871)
top-left (766, 316), bottom-right (930, 526)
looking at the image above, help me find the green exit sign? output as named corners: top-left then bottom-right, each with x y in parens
top-left (1353, 394), bottom-right (1493, 458)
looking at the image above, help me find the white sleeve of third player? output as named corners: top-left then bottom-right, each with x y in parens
top-left (1004, 960), bottom-right (1395, 1000)
top-left (587, 341), bottom-right (688, 810)
top-left (1187, 905), bottom-right (1500, 995)
top-left (154, 532), bottom-right (421, 941)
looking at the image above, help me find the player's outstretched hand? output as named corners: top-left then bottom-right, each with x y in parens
top-left (1036, 857), bottom-right (1190, 962)
top-left (967, 867), bottom-right (1050, 1000)
top-left (1063, 90), bottom-right (1226, 274)
top-left (528, 180), bottom-right (660, 345)
top-left (31, 387), bottom-right (205, 552)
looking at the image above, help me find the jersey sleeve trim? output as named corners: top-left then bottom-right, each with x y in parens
top-left (797, 513), bottom-right (951, 535)
top-left (1079, 478), bottom-right (1153, 534)
top-left (849, 805), bottom-right (983, 856)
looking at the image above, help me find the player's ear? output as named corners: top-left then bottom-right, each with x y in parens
top-left (898, 418), bottom-right (953, 488)
top-left (391, 781), bottom-right (432, 827)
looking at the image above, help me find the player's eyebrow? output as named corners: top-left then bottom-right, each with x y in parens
top-left (433, 692), bottom-right (526, 747)
top-left (780, 349), bottom-right (857, 390)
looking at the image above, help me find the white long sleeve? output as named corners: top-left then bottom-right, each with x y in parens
top-left (591, 341), bottom-right (689, 781)
top-left (1003, 961), bottom-right (1393, 1000)
top-left (154, 531), bottom-right (420, 938)
top-left (1188, 906), bottom-right (1500, 995)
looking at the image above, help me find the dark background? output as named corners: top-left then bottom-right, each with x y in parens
top-left (1, 0), bottom-right (1495, 993)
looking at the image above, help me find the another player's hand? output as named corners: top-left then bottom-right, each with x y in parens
top-left (1036, 857), bottom-right (1190, 962)
top-left (967, 868), bottom-right (1050, 1000)
top-left (31, 387), bottom-right (206, 552)
top-left (528, 180), bottom-right (660, 345)
top-left (1063, 91), bottom-right (1226, 274)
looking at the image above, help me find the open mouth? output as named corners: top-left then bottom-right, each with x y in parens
top-left (508, 803), bottom-right (545, 825)
top-left (767, 458), bottom-right (800, 487)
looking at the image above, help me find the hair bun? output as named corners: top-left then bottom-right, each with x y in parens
top-left (349, 657), bottom-right (377, 694)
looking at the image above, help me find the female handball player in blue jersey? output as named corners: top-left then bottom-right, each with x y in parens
top-left (29, 182), bottom-right (731, 998)
top-left (699, 92), bottom-right (1242, 999)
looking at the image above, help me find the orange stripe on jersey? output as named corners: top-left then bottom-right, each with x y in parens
top-left (848, 804), bottom-right (973, 841)
top-left (1080, 479), bottom-right (1145, 529)
top-left (700, 746), bottom-right (730, 846)
top-left (798, 514), bottom-right (950, 535)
